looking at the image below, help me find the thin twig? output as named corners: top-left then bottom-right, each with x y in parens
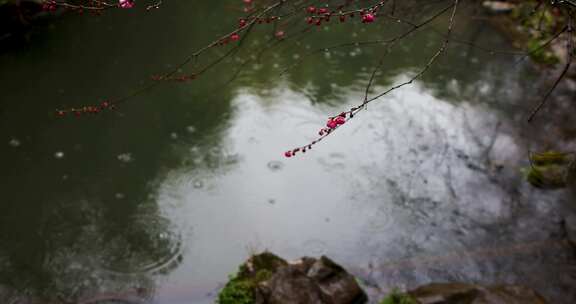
top-left (527, 13), bottom-right (573, 122)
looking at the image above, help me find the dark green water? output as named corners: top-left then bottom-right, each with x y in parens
top-left (1, 1), bottom-right (575, 303)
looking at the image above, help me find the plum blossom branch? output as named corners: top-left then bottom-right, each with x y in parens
top-left (284, 0), bottom-right (460, 158)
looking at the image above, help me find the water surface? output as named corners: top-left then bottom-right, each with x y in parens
top-left (1, 1), bottom-right (575, 303)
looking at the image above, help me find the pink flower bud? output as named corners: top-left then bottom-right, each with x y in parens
top-left (119, 0), bottom-right (134, 9)
top-left (326, 119), bottom-right (337, 129)
top-left (362, 13), bottom-right (375, 23)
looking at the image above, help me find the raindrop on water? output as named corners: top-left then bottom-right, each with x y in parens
top-left (267, 160), bottom-right (284, 171)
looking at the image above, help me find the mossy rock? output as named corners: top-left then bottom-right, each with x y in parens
top-left (523, 151), bottom-right (575, 189)
top-left (218, 252), bottom-right (287, 304)
top-left (380, 289), bottom-right (419, 304)
top-left (238, 251), bottom-right (288, 280)
top-left (218, 278), bottom-right (255, 304)
top-left (218, 252), bottom-right (367, 304)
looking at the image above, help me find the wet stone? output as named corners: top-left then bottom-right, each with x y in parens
top-left (218, 253), bottom-right (367, 304)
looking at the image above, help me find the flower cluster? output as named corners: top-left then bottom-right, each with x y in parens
top-left (55, 101), bottom-right (115, 117)
top-left (322, 113), bottom-right (346, 132)
top-left (284, 111), bottom-right (355, 158)
top-left (42, 0), bottom-right (57, 12)
top-left (151, 74), bottom-right (197, 82)
top-left (304, 2), bottom-right (383, 26)
top-left (119, 0), bottom-right (135, 9)
top-left (240, 0), bottom-right (257, 13)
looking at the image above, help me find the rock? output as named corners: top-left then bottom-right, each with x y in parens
top-left (218, 252), bottom-right (367, 304)
top-left (523, 151), bottom-right (576, 189)
top-left (221, 255), bottom-right (549, 304)
top-left (307, 256), bottom-right (367, 304)
top-left (261, 256), bottom-right (367, 304)
top-left (406, 283), bottom-right (548, 304)
top-left (260, 266), bottom-right (326, 304)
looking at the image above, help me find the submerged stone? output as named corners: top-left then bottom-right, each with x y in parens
top-left (385, 283), bottom-right (548, 304)
top-left (523, 151), bottom-right (576, 189)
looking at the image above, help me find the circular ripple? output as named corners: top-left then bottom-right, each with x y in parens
top-left (267, 161), bottom-right (284, 171)
top-left (101, 223), bottom-right (184, 276)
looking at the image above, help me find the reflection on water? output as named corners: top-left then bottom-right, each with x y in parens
top-left (1, 1), bottom-right (575, 304)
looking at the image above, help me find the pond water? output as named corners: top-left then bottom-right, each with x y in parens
top-left (1, 1), bottom-right (576, 303)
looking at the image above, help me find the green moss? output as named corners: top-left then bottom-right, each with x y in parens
top-left (380, 289), bottom-right (418, 304)
top-left (254, 269), bottom-right (273, 282)
top-left (217, 269), bottom-right (275, 304)
top-left (531, 151), bottom-right (572, 166)
top-left (527, 38), bottom-right (561, 65)
top-left (218, 253), bottom-right (286, 304)
top-left (523, 151), bottom-right (575, 189)
top-left (217, 277), bottom-right (255, 304)
top-left (238, 251), bottom-right (286, 278)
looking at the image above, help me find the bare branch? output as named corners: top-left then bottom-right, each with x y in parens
top-left (527, 12), bottom-right (573, 122)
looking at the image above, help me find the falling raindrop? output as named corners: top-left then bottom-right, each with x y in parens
top-left (193, 180), bottom-right (204, 189)
top-left (117, 153), bottom-right (133, 163)
top-left (54, 151), bottom-right (65, 159)
top-left (8, 138), bottom-right (20, 147)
